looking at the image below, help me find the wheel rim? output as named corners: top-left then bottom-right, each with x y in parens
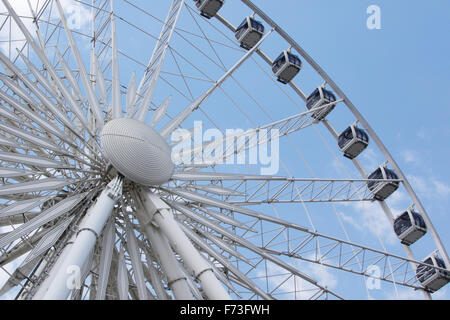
top-left (0, 0), bottom-right (447, 300)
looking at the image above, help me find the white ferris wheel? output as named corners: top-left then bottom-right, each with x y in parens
top-left (0, 0), bottom-right (448, 300)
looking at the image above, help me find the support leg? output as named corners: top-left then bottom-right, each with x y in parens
top-left (39, 177), bottom-right (123, 300)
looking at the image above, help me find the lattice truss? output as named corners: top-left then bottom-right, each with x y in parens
top-left (0, 0), bottom-right (447, 300)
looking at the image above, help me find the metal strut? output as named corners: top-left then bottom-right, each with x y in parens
top-left (137, 188), bottom-right (231, 300)
top-left (37, 176), bottom-right (123, 300)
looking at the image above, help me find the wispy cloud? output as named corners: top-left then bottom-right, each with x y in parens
top-left (360, 148), bottom-right (382, 172)
top-left (432, 180), bottom-right (450, 198)
top-left (407, 174), bottom-right (450, 199)
top-left (417, 126), bottom-right (431, 142)
top-left (384, 287), bottom-right (448, 300)
top-left (401, 150), bottom-right (421, 166)
top-left (337, 191), bottom-right (408, 246)
top-left (0, 254), bottom-right (25, 300)
top-left (0, 0), bottom-right (91, 55)
top-left (255, 258), bottom-right (338, 299)
top-left (339, 201), bottom-right (398, 245)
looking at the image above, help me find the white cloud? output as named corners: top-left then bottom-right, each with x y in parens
top-left (432, 180), bottom-right (450, 198)
top-left (339, 211), bottom-right (363, 231)
top-left (0, 0), bottom-right (34, 55)
top-left (401, 150), bottom-right (420, 166)
top-left (360, 148), bottom-right (382, 172)
top-left (337, 191), bottom-right (408, 246)
top-left (407, 175), bottom-right (428, 196)
top-left (0, 0), bottom-right (91, 55)
top-left (417, 126), bottom-right (431, 142)
top-left (59, 0), bottom-right (91, 30)
top-left (407, 174), bottom-right (450, 200)
top-left (384, 287), bottom-right (449, 300)
top-left (350, 201), bottom-right (398, 245)
top-left (255, 258), bottom-right (338, 299)
top-left (384, 287), bottom-right (423, 300)
top-left (307, 261), bottom-right (338, 290)
top-left (0, 253), bottom-right (25, 300)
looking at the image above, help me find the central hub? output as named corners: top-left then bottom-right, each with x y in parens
top-left (100, 118), bottom-right (174, 186)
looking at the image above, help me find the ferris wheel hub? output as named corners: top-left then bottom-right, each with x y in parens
top-left (100, 118), bottom-right (174, 186)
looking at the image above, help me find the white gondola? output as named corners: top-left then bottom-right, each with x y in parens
top-left (306, 86), bottom-right (337, 121)
top-left (195, 0), bottom-right (224, 19)
top-left (393, 208), bottom-right (427, 246)
top-left (272, 50), bottom-right (302, 84)
top-left (338, 124), bottom-right (369, 159)
top-left (235, 17), bottom-right (265, 50)
top-left (367, 165), bottom-right (400, 201)
top-left (416, 252), bottom-right (450, 292)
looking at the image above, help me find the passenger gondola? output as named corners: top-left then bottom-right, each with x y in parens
top-left (416, 253), bottom-right (450, 292)
top-left (306, 86), bottom-right (337, 121)
top-left (272, 50), bottom-right (302, 84)
top-left (235, 17), bottom-right (265, 50)
top-left (195, 0), bottom-right (224, 19)
top-left (338, 124), bottom-right (369, 159)
top-left (393, 209), bottom-right (427, 245)
top-left (367, 165), bottom-right (399, 201)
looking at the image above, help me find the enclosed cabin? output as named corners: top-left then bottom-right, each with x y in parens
top-left (272, 50), bottom-right (302, 84)
top-left (367, 166), bottom-right (399, 201)
top-left (235, 17), bottom-right (265, 50)
top-left (338, 124), bottom-right (369, 159)
top-left (416, 253), bottom-right (450, 292)
top-left (306, 86), bottom-right (337, 121)
top-left (195, 0), bottom-right (224, 19)
top-left (393, 209), bottom-right (427, 245)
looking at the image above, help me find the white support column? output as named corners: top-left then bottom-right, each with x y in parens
top-left (39, 177), bottom-right (123, 300)
top-left (134, 202), bottom-right (194, 300)
top-left (138, 189), bottom-right (231, 300)
top-left (32, 234), bottom-right (76, 300)
top-left (110, 0), bottom-right (122, 119)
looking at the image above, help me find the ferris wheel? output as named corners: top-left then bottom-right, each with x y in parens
top-left (0, 0), bottom-right (448, 300)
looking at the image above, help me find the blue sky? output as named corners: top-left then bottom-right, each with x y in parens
top-left (173, 0), bottom-right (450, 299)
top-left (112, 0), bottom-right (450, 300)
top-left (260, 0), bottom-right (450, 299)
top-left (0, 0), bottom-right (449, 300)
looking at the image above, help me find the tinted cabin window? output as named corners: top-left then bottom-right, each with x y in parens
top-left (385, 169), bottom-right (398, 180)
top-left (436, 258), bottom-right (450, 276)
top-left (413, 212), bottom-right (426, 228)
top-left (338, 127), bottom-right (353, 148)
top-left (436, 258), bottom-right (446, 269)
top-left (338, 128), bottom-right (353, 148)
top-left (355, 128), bottom-right (368, 142)
top-left (274, 52), bottom-right (285, 63)
top-left (323, 90), bottom-right (336, 102)
top-left (369, 169), bottom-right (383, 180)
top-left (417, 258), bottom-right (435, 281)
top-left (250, 19), bottom-right (264, 32)
top-left (356, 128), bottom-right (363, 140)
top-left (272, 53), bottom-right (286, 74)
top-left (424, 258), bottom-right (433, 266)
top-left (308, 88), bottom-right (320, 101)
top-left (344, 128), bottom-right (353, 139)
top-left (287, 53), bottom-right (301, 67)
top-left (306, 89), bottom-right (321, 109)
top-left (368, 169), bottom-right (382, 190)
top-left (394, 212), bottom-right (411, 235)
top-left (235, 20), bottom-right (248, 40)
top-left (236, 19), bottom-right (248, 32)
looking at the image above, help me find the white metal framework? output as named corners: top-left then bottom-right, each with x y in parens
top-left (0, 0), bottom-right (447, 300)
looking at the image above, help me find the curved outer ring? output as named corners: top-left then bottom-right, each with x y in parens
top-left (235, 0), bottom-right (450, 273)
